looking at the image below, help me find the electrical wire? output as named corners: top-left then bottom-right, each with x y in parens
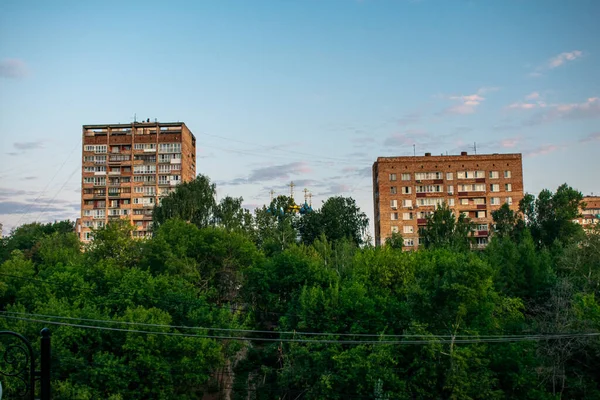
top-left (13, 139), bottom-right (81, 226)
top-left (0, 310), bottom-right (539, 339)
top-left (33, 165), bottom-right (80, 223)
top-left (2, 314), bottom-right (598, 345)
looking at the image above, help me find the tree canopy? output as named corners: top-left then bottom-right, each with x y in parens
top-left (1, 180), bottom-right (599, 399)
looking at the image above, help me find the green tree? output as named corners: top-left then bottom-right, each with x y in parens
top-left (297, 196), bottom-right (369, 246)
top-left (152, 174), bottom-right (217, 230)
top-left (519, 184), bottom-right (584, 248)
top-left (491, 203), bottom-right (524, 239)
top-left (253, 195), bottom-right (299, 254)
top-left (419, 203), bottom-right (473, 251)
top-left (214, 195), bottom-right (254, 234)
top-left (384, 232), bottom-right (404, 249)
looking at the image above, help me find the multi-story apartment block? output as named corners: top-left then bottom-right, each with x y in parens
top-left (372, 152), bottom-right (524, 248)
top-left (576, 196), bottom-right (600, 232)
top-left (78, 121), bottom-right (196, 242)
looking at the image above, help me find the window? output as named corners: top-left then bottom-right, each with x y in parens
top-left (389, 173), bottom-right (397, 181)
top-left (403, 238), bottom-right (414, 247)
top-left (477, 224), bottom-right (489, 231)
top-left (402, 199), bottom-right (412, 208)
top-left (403, 212), bottom-right (413, 220)
top-left (505, 183), bottom-right (512, 192)
top-left (447, 185), bottom-right (454, 194)
top-left (448, 198), bottom-right (455, 206)
top-left (158, 175), bottom-right (169, 184)
top-left (416, 198), bottom-right (444, 207)
top-left (415, 172), bottom-right (442, 180)
top-left (474, 198), bottom-right (485, 205)
top-left (401, 173), bottom-right (411, 180)
top-left (158, 143), bottom-right (181, 153)
top-left (505, 197), bottom-right (513, 205)
top-left (461, 211), bottom-right (469, 218)
top-left (491, 197), bottom-right (500, 205)
top-left (158, 153), bottom-right (181, 163)
top-left (134, 143), bottom-right (156, 151)
top-left (133, 165), bottom-right (156, 174)
top-left (476, 237), bottom-right (488, 246)
top-left (457, 171), bottom-right (465, 179)
top-left (391, 226), bottom-right (399, 233)
top-left (504, 170), bottom-right (511, 178)
top-left (159, 164), bottom-right (172, 173)
top-left (391, 212), bottom-right (399, 220)
top-left (84, 145), bottom-right (95, 152)
top-left (474, 184), bottom-right (485, 192)
top-left (390, 199), bottom-right (398, 209)
top-left (476, 211), bottom-right (486, 218)
top-left (474, 170), bottom-right (485, 178)
top-left (416, 185), bottom-right (443, 193)
top-left (489, 171), bottom-right (499, 179)
top-left (417, 211), bottom-right (433, 219)
top-left (403, 225), bottom-right (414, 234)
top-left (96, 145), bottom-right (107, 154)
top-left (133, 197), bottom-right (155, 205)
top-left (402, 186), bottom-right (412, 194)
top-left (446, 172), bottom-right (453, 181)
top-left (390, 186), bottom-right (397, 194)
top-left (490, 184), bottom-right (500, 192)
top-left (460, 198), bottom-right (469, 205)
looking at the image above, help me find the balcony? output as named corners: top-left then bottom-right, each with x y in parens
top-left (170, 158), bottom-right (181, 164)
top-left (477, 204), bottom-right (486, 210)
top-left (417, 218), bottom-right (427, 225)
top-left (94, 171), bottom-right (106, 176)
top-left (109, 171), bottom-right (121, 175)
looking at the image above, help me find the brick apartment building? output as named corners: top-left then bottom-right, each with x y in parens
top-left (372, 152), bottom-right (524, 248)
top-left (577, 196), bottom-right (600, 232)
top-left (77, 121), bottom-right (196, 242)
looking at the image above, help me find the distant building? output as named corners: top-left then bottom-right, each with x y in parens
top-left (576, 196), bottom-right (600, 232)
top-left (78, 121), bottom-right (196, 242)
top-left (372, 152), bottom-right (524, 248)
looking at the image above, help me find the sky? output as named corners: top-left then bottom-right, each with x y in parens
top-left (1, 0), bottom-right (599, 236)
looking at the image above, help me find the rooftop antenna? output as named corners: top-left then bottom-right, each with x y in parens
top-left (471, 142), bottom-right (477, 154)
top-left (413, 144), bottom-right (416, 156)
top-left (133, 113), bottom-right (137, 123)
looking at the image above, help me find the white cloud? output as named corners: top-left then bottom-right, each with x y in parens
top-left (525, 92), bottom-right (540, 100)
top-left (548, 50), bottom-right (583, 68)
top-left (440, 87), bottom-right (498, 115)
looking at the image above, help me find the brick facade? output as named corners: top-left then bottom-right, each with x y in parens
top-left (77, 122), bottom-right (196, 242)
top-left (372, 152), bottom-right (524, 248)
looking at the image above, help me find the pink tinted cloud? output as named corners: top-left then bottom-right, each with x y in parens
top-left (0, 58), bottom-right (29, 79)
top-left (579, 132), bottom-right (600, 143)
top-left (525, 144), bottom-right (564, 157)
top-left (525, 92), bottom-right (540, 100)
top-left (500, 137), bottom-right (521, 148)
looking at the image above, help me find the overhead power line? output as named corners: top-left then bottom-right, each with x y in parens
top-left (2, 313), bottom-right (598, 345)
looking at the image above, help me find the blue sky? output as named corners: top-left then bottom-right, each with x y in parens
top-left (1, 0), bottom-right (599, 235)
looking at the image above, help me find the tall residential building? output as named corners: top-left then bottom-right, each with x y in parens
top-left (372, 152), bottom-right (524, 248)
top-left (576, 196), bottom-right (600, 232)
top-left (78, 121), bottom-right (196, 242)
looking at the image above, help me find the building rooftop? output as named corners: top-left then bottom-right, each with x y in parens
top-left (375, 152), bottom-right (522, 163)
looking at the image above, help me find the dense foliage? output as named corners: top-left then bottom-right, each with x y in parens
top-left (1, 179), bottom-right (599, 399)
